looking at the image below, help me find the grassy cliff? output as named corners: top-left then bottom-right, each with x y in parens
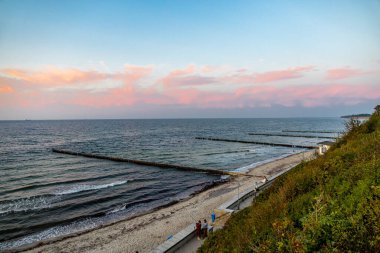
top-left (199, 112), bottom-right (380, 253)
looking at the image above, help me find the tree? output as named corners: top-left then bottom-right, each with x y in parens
top-left (375, 105), bottom-right (380, 116)
top-left (345, 117), bottom-right (360, 132)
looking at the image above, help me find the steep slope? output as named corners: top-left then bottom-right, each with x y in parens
top-left (200, 112), bottom-right (380, 253)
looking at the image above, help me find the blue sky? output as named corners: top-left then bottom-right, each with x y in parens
top-left (0, 0), bottom-right (379, 119)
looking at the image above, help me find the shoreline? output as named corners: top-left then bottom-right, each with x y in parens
top-left (12, 150), bottom-right (315, 253)
top-left (1, 178), bottom-right (226, 253)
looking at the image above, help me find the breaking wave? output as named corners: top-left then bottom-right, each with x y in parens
top-left (54, 180), bottom-right (128, 195)
top-left (0, 180), bottom-right (128, 215)
top-left (0, 217), bottom-right (101, 251)
top-left (234, 151), bottom-right (302, 173)
top-left (0, 195), bottom-right (60, 215)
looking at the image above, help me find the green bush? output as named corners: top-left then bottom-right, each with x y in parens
top-left (199, 112), bottom-right (380, 253)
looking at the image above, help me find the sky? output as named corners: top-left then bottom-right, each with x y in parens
top-left (0, 0), bottom-right (379, 119)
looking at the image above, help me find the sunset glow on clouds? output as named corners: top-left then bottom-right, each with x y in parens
top-left (0, 65), bottom-right (153, 87)
top-left (0, 84), bottom-right (14, 94)
top-left (225, 66), bottom-right (315, 84)
top-left (1, 64), bottom-right (379, 114)
top-left (326, 67), bottom-right (367, 80)
top-left (0, 67), bottom-right (108, 86)
top-left (0, 0), bottom-right (379, 119)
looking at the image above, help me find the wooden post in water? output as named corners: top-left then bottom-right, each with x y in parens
top-left (195, 137), bottom-right (317, 149)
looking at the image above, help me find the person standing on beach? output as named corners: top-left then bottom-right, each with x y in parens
top-left (202, 219), bottom-right (208, 239)
top-left (196, 220), bottom-right (202, 240)
top-left (208, 223), bottom-right (214, 233)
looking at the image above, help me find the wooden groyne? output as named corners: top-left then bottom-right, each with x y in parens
top-left (248, 133), bottom-right (336, 139)
top-left (195, 137), bottom-right (317, 149)
top-left (52, 148), bottom-right (245, 177)
top-left (282, 130), bottom-right (341, 134)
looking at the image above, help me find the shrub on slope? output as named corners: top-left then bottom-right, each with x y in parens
top-left (199, 112), bottom-right (380, 253)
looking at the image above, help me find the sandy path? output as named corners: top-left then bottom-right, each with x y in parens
top-left (25, 151), bottom-right (315, 253)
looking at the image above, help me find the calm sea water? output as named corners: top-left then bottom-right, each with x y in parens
top-left (0, 118), bottom-right (344, 250)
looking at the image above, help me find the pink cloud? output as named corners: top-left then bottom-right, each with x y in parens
top-left (200, 65), bottom-right (224, 73)
top-left (0, 84), bottom-right (14, 94)
top-left (326, 67), bottom-right (365, 80)
top-left (0, 67), bottom-right (108, 86)
top-left (161, 83), bottom-right (380, 108)
top-left (164, 75), bottom-right (217, 87)
top-left (118, 64), bottom-right (153, 85)
top-left (0, 86), bottom-right (58, 108)
top-left (254, 66), bottom-right (314, 83)
top-left (2, 79), bottom-right (378, 110)
top-left (0, 65), bottom-right (154, 109)
top-left (160, 65), bottom-right (197, 87)
top-left (0, 64), bottom-right (153, 87)
top-left (160, 65), bottom-right (315, 88)
top-left (1, 64), bottom-right (379, 114)
top-left (169, 64), bottom-right (196, 76)
top-left (234, 83), bottom-right (380, 108)
top-left (224, 65), bottom-right (315, 84)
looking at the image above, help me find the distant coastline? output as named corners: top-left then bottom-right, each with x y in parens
top-left (341, 113), bottom-right (370, 118)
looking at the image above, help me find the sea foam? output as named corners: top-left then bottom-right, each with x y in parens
top-left (0, 195), bottom-right (60, 215)
top-left (54, 180), bottom-right (128, 195)
top-left (0, 180), bottom-right (128, 215)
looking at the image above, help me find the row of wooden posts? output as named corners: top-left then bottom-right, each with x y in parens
top-left (53, 132), bottom-right (332, 177)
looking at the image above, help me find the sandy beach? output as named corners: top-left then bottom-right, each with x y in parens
top-left (24, 151), bottom-right (315, 253)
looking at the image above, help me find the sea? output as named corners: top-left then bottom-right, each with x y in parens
top-left (0, 118), bottom-right (345, 251)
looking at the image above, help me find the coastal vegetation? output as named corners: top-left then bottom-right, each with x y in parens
top-left (199, 109), bottom-right (380, 252)
top-left (341, 113), bottom-right (370, 118)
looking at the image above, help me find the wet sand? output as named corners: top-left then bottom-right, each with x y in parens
top-left (25, 151), bottom-right (316, 253)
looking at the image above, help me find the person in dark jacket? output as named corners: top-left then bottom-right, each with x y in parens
top-left (196, 220), bottom-right (202, 240)
top-left (202, 219), bottom-right (208, 239)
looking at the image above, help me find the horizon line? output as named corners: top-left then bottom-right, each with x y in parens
top-left (0, 116), bottom-right (346, 121)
